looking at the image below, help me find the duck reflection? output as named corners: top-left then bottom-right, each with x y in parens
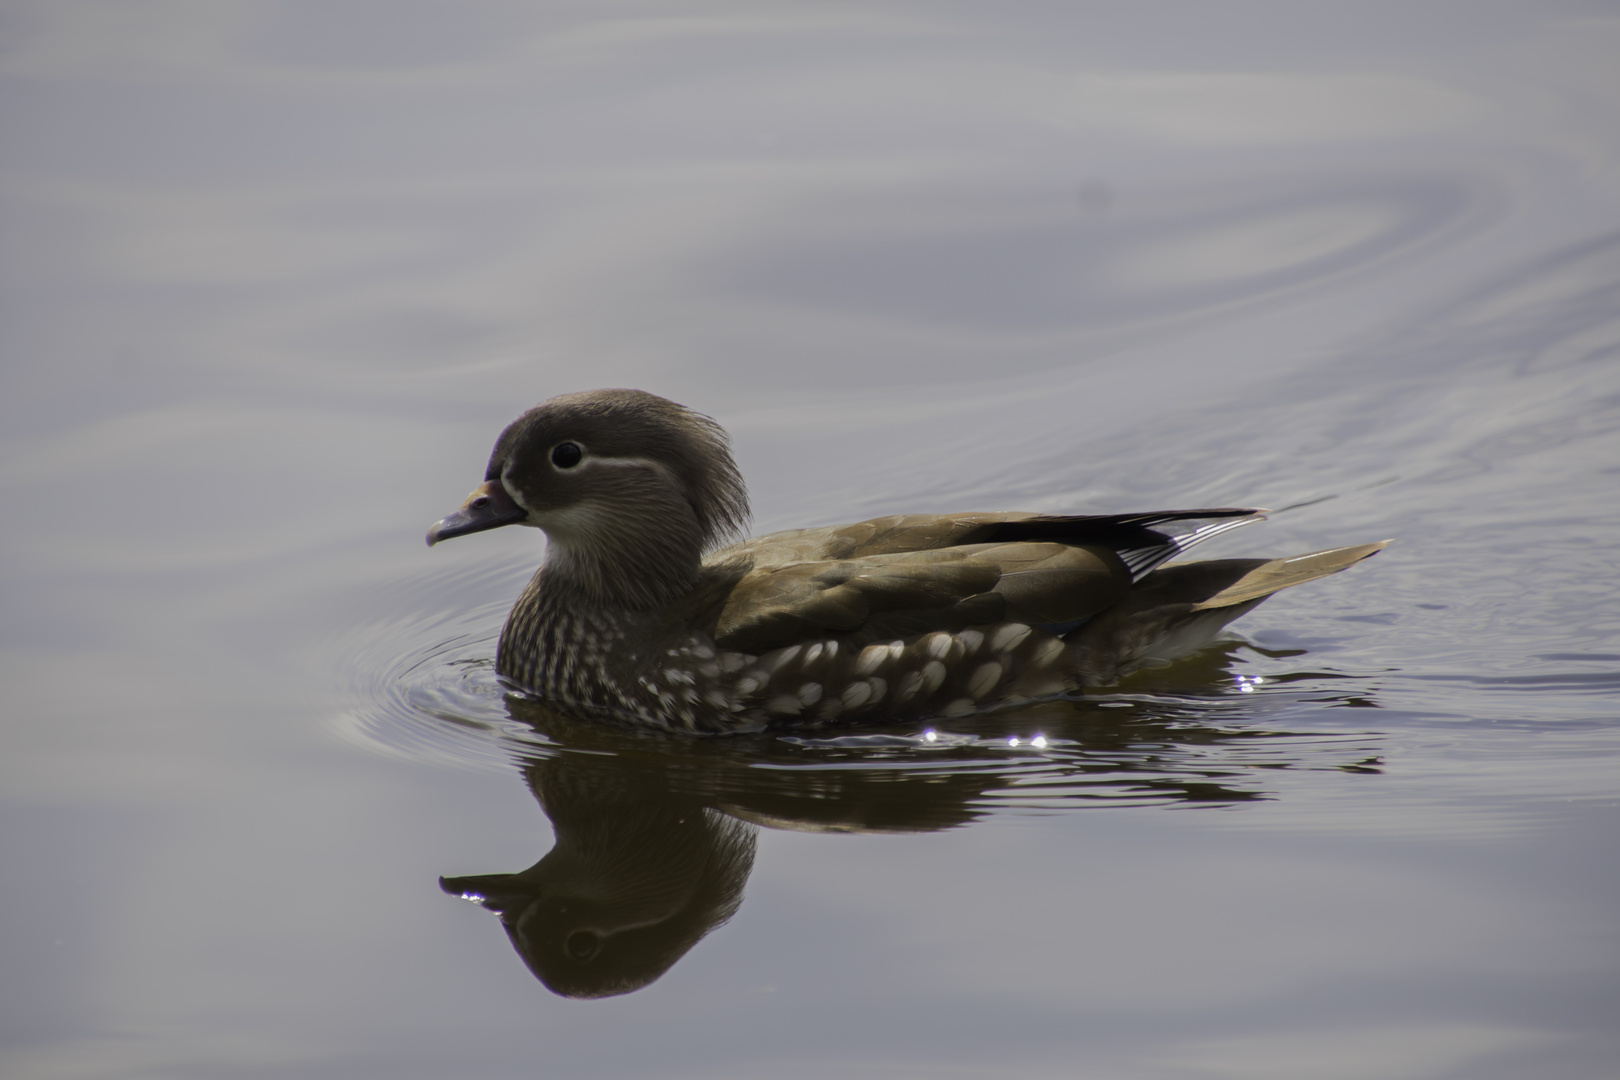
top-left (438, 700), bottom-right (1002, 998)
top-left (440, 643), bottom-right (1381, 998)
top-left (441, 747), bottom-right (758, 999)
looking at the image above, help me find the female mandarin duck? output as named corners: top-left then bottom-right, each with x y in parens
top-left (428, 389), bottom-right (1385, 734)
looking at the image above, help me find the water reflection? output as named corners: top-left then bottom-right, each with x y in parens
top-left (441, 653), bottom-right (1385, 998)
top-left (441, 741), bottom-right (758, 1000)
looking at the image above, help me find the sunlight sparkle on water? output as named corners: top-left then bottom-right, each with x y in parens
top-left (458, 892), bottom-right (486, 904)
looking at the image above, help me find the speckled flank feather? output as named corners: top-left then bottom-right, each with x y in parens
top-left (500, 606), bottom-right (1075, 735)
top-left (429, 389), bottom-right (1388, 733)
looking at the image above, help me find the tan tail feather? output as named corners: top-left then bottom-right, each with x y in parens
top-left (1189, 541), bottom-right (1390, 612)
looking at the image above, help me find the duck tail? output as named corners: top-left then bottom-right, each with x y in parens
top-left (1188, 541), bottom-right (1391, 611)
top-left (1071, 541), bottom-right (1390, 685)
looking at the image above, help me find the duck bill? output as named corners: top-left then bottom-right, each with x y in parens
top-left (439, 872), bottom-right (533, 912)
top-left (426, 481), bottom-right (528, 546)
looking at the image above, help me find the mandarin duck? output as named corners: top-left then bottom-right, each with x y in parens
top-left (428, 389), bottom-right (1385, 733)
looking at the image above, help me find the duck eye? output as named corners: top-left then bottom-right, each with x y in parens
top-left (551, 442), bottom-right (583, 469)
top-left (563, 930), bottom-right (601, 961)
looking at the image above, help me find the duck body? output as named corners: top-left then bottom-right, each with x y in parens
top-left (428, 390), bottom-right (1385, 734)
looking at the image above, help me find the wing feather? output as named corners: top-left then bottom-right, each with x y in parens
top-left (705, 509), bottom-right (1271, 653)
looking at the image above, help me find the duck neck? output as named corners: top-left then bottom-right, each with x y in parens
top-left (496, 536), bottom-right (701, 697)
top-left (539, 532), bottom-right (702, 611)
top-left (495, 502), bottom-right (712, 696)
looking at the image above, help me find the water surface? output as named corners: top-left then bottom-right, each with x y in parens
top-left (3, 3), bottom-right (1619, 1078)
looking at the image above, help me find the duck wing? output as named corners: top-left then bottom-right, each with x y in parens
top-left (707, 509), bottom-right (1265, 654)
top-left (717, 509), bottom-right (1263, 578)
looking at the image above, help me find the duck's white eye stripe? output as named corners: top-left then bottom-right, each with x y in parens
top-left (579, 456), bottom-right (681, 485)
top-left (584, 455), bottom-right (662, 469)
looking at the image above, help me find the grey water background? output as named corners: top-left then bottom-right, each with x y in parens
top-left (4, 2), bottom-right (1620, 1077)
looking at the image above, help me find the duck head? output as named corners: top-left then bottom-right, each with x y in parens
top-left (427, 389), bottom-right (750, 608)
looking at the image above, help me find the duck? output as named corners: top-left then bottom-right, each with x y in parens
top-left (427, 389), bottom-right (1386, 734)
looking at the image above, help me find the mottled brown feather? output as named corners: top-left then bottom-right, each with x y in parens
top-left (710, 525), bottom-right (1142, 654)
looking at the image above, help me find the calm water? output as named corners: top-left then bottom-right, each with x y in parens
top-left (4, 3), bottom-right (1620, 1077)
